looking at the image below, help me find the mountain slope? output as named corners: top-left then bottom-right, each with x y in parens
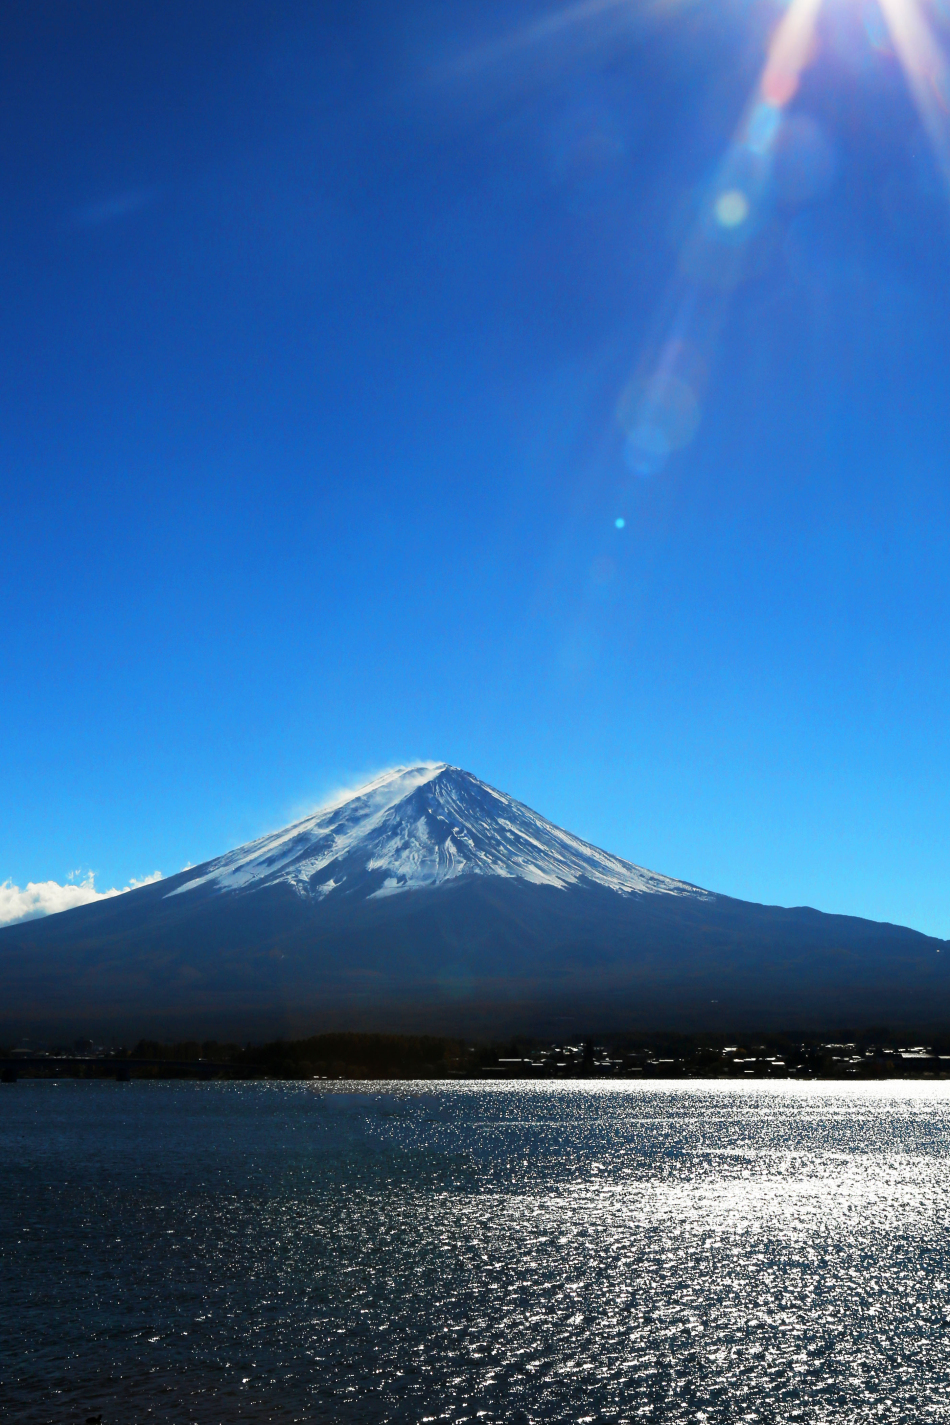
top-left (164, 763), bottom-right (707, 902)
top-left (1, 765), bottom-right (947, 1038)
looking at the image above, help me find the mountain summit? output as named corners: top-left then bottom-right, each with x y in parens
top-left (1, 765), bottom-right (947, 1039)
top-left (168, 763), bottom-right (707, 904)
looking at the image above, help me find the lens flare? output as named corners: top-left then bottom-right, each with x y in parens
top-left (616, 0), bottom-right (825, 479)
top-left (618, 366), bottom-right (701, 477)
top-left (877, 0), bottom-right (950, 194)
top-left (746, 102), bottom-right (782, 156)
top-left (715, 189), bottom-right (750, 226)
top-left (760, 0), bottom-right (823, 108)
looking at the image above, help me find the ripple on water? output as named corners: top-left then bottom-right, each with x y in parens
top-left (2, 1079), bottom-right (950, 1423)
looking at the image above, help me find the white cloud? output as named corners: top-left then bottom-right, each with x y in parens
top-left (0, 870), bottom-right (163, 928)
top-left (127, 871), bottom-right (164, 890)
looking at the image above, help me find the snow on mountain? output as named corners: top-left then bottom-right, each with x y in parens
top-left (167, 763), bottom-right (709, 904)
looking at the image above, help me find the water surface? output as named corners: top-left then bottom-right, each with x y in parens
top-left (2, 1079), bottom-right (949, 1422)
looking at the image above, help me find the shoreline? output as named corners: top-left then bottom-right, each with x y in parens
top-left (5, 1028), bottom-right (950, 1083)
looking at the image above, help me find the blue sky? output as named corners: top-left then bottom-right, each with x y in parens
top-left (2, 0), bottom-right (950, 935)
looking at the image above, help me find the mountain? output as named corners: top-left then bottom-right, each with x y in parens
top-left (1, 763), bottom-right (947, 1039)
top-left (164, 763), bottom-right (707, 903)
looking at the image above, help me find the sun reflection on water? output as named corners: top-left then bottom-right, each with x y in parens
top-left (4, 1080), bottom-right (950, 1421)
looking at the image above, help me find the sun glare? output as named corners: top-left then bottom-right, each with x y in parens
top-left (877, 0), bottom-right (950, 190)
top-left (618, 0), bottom-right (950, 480)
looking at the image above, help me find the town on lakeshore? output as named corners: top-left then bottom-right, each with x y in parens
top-left (3, 1031), bottom-right (950, 1082)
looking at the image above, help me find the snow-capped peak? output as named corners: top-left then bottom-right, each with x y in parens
top-left (166, 764), bottom-right (709, 904)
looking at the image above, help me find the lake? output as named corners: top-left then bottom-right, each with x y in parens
top-left (3, 1079), bottom-right (949, 1422)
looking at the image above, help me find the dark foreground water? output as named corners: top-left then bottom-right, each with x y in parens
top-left (3, 1081), bottom-right (950, 1424)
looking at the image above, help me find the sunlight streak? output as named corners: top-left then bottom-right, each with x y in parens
top-left (619, 0), bottom-right (825, 477)
top-left (442, 0), bottom-right (694, 78)
top-left (760, 0), bottom-right (824, 108)
top-left (877, 0), bottom-right (950, 191)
